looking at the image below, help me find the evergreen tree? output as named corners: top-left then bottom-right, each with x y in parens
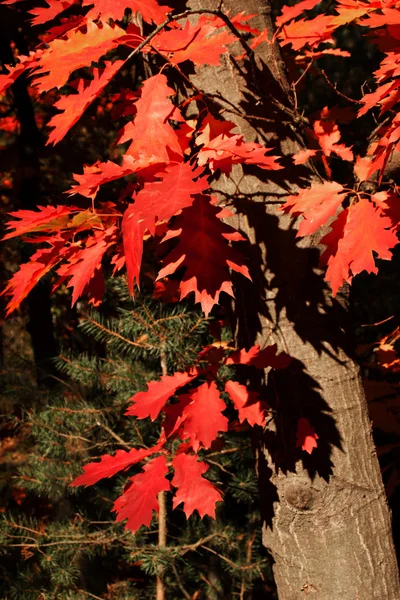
top-left (1, 279), bottom-right (276, 599)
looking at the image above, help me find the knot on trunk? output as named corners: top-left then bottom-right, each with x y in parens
top-left (283, 479), bottom-right (314, 511)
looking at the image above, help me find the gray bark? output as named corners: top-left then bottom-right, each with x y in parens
top-left (186, 0), bottom-right (400, 598)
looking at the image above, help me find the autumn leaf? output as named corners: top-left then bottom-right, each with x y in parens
top-left (125, 371), bottom-right (198, 421)
top-left (1, 243), bottom-right (63, 315)
top-left (180, 381), bottom-right (229, 450)
top-left (151, 16), bottom-right (236, 66)
top-left (57, 228), bottom-right (116, 305)
top-left (157, 195), bottom-right (251, 316)
top-left (172, 453), bottom-right (223, 519)
top-left (225, 380), bottom-right (268, 427)
top-left (33, 21), bottom-right (126, 93)
top-left (2, 205), bottom-right (72, 240)
top-left (47, 60), bottom-right (124, 145)
top-left (226, 344), bottom-right (291, 369)
top-left (281, 181), bottom-right (347, 237)
top-left (29, 0), bottom-right (79, 25)
top-left (83, 0), bottom-right (172, 25)
top-left (197, 133), bottom-right (282, 174)
top-left (292, 149), bottom-right (317, 165)
top-left (296, 417), bottom-right (319, 454)
top-left (113, 456), bottom-right (170, 532)
top-left (313, 117), bottom-right (353, 162)
top-left (68, 158), bottom-right (136, 200)
top-left (275, 0), bottom-right (323, 28)
top-left (123, 73), bottom-right (183, 167)
top-left (336, 200), bottom-right (398, 280)
top-left (122, 163), bottom-right (208, 294)
top-left (70, 443), bottom-right (163, 487)
top-left (322, 201), bottom-right (398, 295)
top-left (0, 52), bottom-right (40, 94)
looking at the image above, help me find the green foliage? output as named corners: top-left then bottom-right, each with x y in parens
top-left (0, 279), bottom-right (276, 599)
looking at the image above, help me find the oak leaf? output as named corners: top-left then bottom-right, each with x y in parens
top-left (33, 21), bottom-right (125, 93)
top-left (113, 456), bottom-right (170, 532)
top-left (180, 381), bottom-right (229, 450)
top-left (152, 16), bottom-right (236, 66)
top-left (225, 344), bottom-right (291, 369)
top-left (83, 0), bottom-right (172, 24)
top-left (57, 228), bottom-right (116, 305)
top-left (122, 163), bottom-right (208, 294)
top-left (172, 453), bottom-right (223, 519)
top-left (47, 60), bottom-right (124, 145)
top-left (123, 73), bottom-right (182, 167)
top-left (70, 443), bottom-right (163, 487)
top-left (157, 195), bottom-right (251, 316)
top-left (2, 243), bottom-right (63, 315)
top-left (125, 371), bottom-right (198, 421)
top-left (322, 201), bottom-right (398, 294)
top-left (282, 181), bottom-right (346, 237)
top-left (29, 0), bottom-right (78, 25)
top-left (225, 380), bottom-right (268, 427)
top-left (197, 133), bottom-right (282, 174)
top-left (3, 205), bottom-right (72, 240)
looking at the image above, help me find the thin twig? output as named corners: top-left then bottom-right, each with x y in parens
top-left (95, 419), bottom-right (131, 449)
top-left (85, 317), bottom-right (154, 349)
top-left (156, 346), bottom-right (168, 600)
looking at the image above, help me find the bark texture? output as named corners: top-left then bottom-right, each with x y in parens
top-left (186, 0), bottom-right (400, 598)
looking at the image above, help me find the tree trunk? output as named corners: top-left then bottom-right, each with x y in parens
top-left (186, 0), bottom-right (400, 598)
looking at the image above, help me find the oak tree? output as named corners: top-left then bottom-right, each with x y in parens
top-left (1, 0), bottom-right (400, 598)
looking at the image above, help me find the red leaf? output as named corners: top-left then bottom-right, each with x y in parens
top-left (225, 380), bottom-right (268, 427)
top-left (152, 16), bottom-right (235, 66)
top-left (281, 181), bottom-right (346, 237)
top-left (83, 0), bottom-right (172, 25)
top-left (180, 381), bottom-right (228, 451)
top-left (323, 201), bottom-right (398, 294)
top-left (125, 371), bottom-right (197, 421)
top-left (153, 279), bottom-right (180, 303)
top-left (122, 163), bottom-right (208, 294)
top-left (226, 344), bottom-right (291, 369)
top-left (279, 15), bottom-right (335, 51)
top-left (33, 21), bottom-right (125, 93)
top-left (58, 228), bottom-right (115, 305)
top-left (162, 395), bottom-right (192, 439)
top-left (3, 205), bottom-right (72, 240)
top-left (157, 195), bottom-right (251, 316)
top-left (354, 155), bottom-right (373, 182)
top-left (276, 0), bottom-right (323, 28)
top-left (70, 443), bottom-right (163, 487)
top-left (29, 0), bottom-right (78, 25)
top-left (313, 117), bottom-right (353, 162)
top-left (0, 52), bottom-right (40, 95)
top-left (296, 417), bottom-right (319, 454)
top-left (2, 244), bottom-right (62, 315)
top-left (124, 73), bottom-right (182, 167)
top-left (69, 158), bottom-right (136, 200)
top-left (113, 456), bottom-right (170, 532)
top-left (172, 453), bottom-right (223, 519)
top-left (47, 60), bottom-right (124, 145)
top-left (292, 149), bottom-right (317, 165)
top-left (197, 133), bottom-right (282, 175)
top-left (340, 200), bottom-right (398, 276)
top-left (319, 208), bottom-right (349, 295)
